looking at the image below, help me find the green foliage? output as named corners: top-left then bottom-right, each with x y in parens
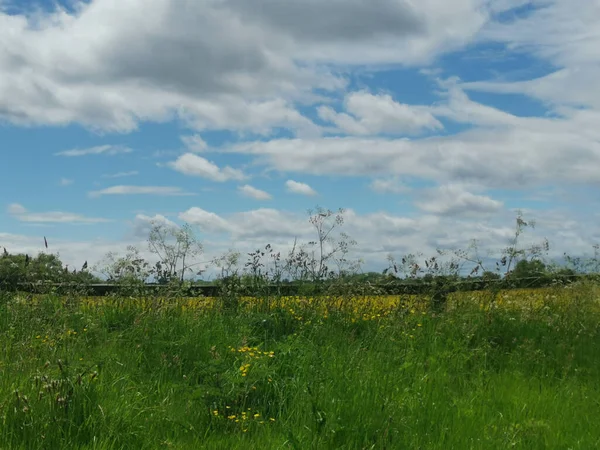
top-left (4, 207), bottom-right (599, 300)
top-left (511, 259), bottom-right (548, 278)
top-left (1, 286), bottom-right (600, 448)
top-left (95, 245), bottom-right (151, 284)
top-left (0, 251), bottom-right (100, 291)
top-left (147, 221), bottom-right (204, 284)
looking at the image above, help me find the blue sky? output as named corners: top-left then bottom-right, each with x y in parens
top-left (1, 0), bottom-right (599, 275)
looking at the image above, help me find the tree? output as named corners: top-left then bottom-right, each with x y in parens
top-left (96, 246), bottom-right (151, 284)
top-left (0, 250), bottom-right (101, 289)
top-left (0, 252), bottom-right (28, 289)
top-left (26, 253), bottom-right (64, 283)
top-left (147, 221), bottom-right (203, 284)
top-left (501, 211), bottom-right (549, 275)
top-left (285, 206), bottom-right (357, 282)
top-left (212, 249), bottom-right (241, 279)
top-left (481, 271), bottom-right (501, 282)
top-left (511, 259), bottom-right (547, 278)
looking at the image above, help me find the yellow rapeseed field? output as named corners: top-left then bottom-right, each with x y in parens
top-left (14, 282), bottom-right (599, 320)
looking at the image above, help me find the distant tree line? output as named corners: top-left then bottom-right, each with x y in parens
top-left (1, 207), bottom-right (598, 295)
top-left (0, 250), bottom-right (101, 291)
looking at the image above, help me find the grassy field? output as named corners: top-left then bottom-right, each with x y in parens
top-left (1, 284), bottom-right (599, 449)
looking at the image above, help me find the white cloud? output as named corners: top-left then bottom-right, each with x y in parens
top-left (319, 91), bottom-right (443, 136)
top-left (370, 177), bottom-right (411, 194)
top-left (180, 98), bottom-right (323, 138)
top-left (415, 184), bottom-right (503, 217)
top-left (179, 207), bottom-right (234, 234)
top-left (482, 0), bottom-right (599, 69)
top-left (238, 185), bottom-right (272, 201)
top-left (59, 178), bottom-right (74, 186)
top-left (167, 153), bottom-right (246, 182)
top-left (175, 205), bottom-right (599, 273)
top-left (226, 91), bottom-right (600, 190)
top-left (181, 134), bottom-right (208, 152)
top-left (7, 203), bottom-right (111, 224)
top-left (225, 0), bottom-right (489, 65)
top-left (431, 85), bottom-right (518, 127)
top-left (0, 0), bottom-right (489, 134)
top-left (55, 144), bottom-right (132, 157)
top-left (285, 180), bottom-right (317, 196)
top-left (465, 1), bottom-right (600, 110)
top-left (129, 213), bottom-right (179, 239)
top-left (88, 185), bottom-right (193, 198)
top-left (3, 202), bottom-right (599, 279)
top-left (462, 67), bottom-right (600, 111)
top-left (180, 207), bottom-right (311, 242)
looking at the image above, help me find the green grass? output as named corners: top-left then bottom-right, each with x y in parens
top-left (0, 288), bottom-right (599, 449)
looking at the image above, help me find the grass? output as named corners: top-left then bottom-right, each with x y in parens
top-left (0, 283), bottom-right (599, 449)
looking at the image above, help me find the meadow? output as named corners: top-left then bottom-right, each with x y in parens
top-left (1, 283), bottom-right (599, 449)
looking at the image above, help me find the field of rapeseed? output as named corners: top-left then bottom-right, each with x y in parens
top-left (1, 282), bottom-right (599, 449)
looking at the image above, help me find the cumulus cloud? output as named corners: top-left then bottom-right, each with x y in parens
top-left (481, 0), bottom-right (599, 69)
top-left (55, 145), bottom-right (132, 157)
top-left (431, 85), bottom-right (518, 127)
top-left (226, 90), bottom-right (600, 190)
top-left (369, 177), bottom-right (411, 194)
top-left (465, 0), bottom-right (600, 110)
top-left (180, 207), bottom-right (311, 242)
top-left (238, 185), bottom-right (272, 200)
top-left (0, 0), bottom-right (489, 134)
top-left (129, 213), bottom-right (179, 239)
top-left (415, 184), bottom-right (503, 217)
top-left (167, 154), bottom-right (246, 182)
top-left (319, 91), bottom-right (443, 136)
top-left (179, 98), bottom-right (323, 138)
top-left (88, 185), bottom-right (193, 197)
top-left (285, 180), bottom-right (317, 196)
top-left (7, 203), bottom-right (111, 224)
top-left (224, 0), bottom-right (489, 65)
top-left (179, 207), bottom-right (235, 235)
top-left (59, 178), bottom-right (74, 186)
top-left (181, 134), bottom-right (208, 152)
top-left (464, 68), bottom-right (600, 111)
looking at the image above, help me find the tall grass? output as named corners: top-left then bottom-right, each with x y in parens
top-left (0, 282), bottom-right (599, 449)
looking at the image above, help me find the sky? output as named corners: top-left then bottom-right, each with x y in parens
top-left (1, 0), bottom-right (600, 277)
